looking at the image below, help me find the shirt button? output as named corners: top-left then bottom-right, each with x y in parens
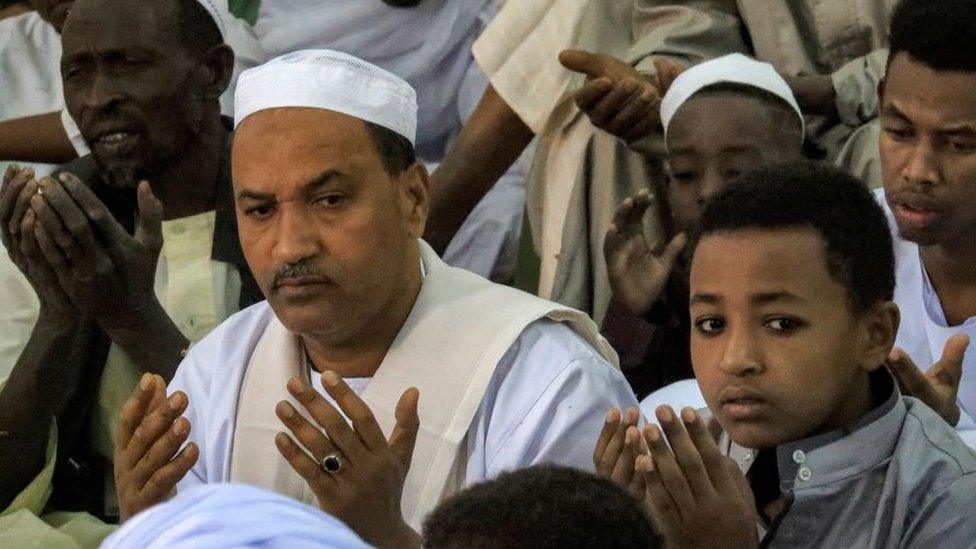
top-left (798, 466), bottom-right (812, 482)
top-left (792, 449), bottom-right (806, 464)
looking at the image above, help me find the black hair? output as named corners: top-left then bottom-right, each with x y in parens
top-left (177, 0), bottom-right (223, 55)
top-left (422, 465), bottom-right (662, 549)
top-left (692, 82), bottom-right (804, 142)
top-left (889, 0), bottom-right (976, 73)
top-left (364, 121), bottom-right (417, 175)
top-left (699, 160), bottom-right (894, 312)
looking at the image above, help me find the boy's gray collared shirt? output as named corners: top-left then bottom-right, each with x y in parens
top-left (717, 374), bottom-right (976, 548)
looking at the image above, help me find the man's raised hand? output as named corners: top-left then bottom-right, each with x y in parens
top-left (114, 373), bottom-right (198, 522)
top-left (28, 173), bottom-right (164, 330)
top-left (560, 50), bottom-right (684, 143)
top-left (604, 191), bottom-right (686, 316)
top-left (639, 406), bottom-right (758, 549)
top-left (593, 406), bottom-right (647, 498)
top-left (275, 372), bottom-right (421, 549)
top-left (887, 334), bottom-right (969, 426)
top-left (1, 165), bottom-right (75, 319)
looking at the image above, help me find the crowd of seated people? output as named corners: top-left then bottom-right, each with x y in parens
top-left (0, 0), bottom-right (975, 547)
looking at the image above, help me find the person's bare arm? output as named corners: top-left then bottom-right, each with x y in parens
top-left (424, 85), bottom-right (534, 255)
top-left (0, 112), bottom-right (78, 165)
top-left (0, 166), bottom-right (96, 508)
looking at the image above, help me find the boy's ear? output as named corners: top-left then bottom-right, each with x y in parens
top-left (858, 301), bottom-right (900, 372)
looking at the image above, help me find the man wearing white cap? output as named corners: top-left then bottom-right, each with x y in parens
top-left (247, 0), bottom-right (526, 284)
top-left (0, 0), bottom-right (263, 542)
top-left (600, 54), bottom-right (804, 401)
top-left (111, 49), bottom-right (638, 546)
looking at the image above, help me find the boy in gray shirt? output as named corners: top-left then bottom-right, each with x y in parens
top-left (596, 161), bottom-right (976, 548)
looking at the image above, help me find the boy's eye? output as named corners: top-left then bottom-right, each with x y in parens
top-left (764, 317), bottom-right (803, 332)
top-left (694, 317), bottom-right (725, 334)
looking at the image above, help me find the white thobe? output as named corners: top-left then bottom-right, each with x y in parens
top-left (0, 242), bottom-right (38, 381)
top-left (0, 12), bottom-right (64, 177)
top-left (0, 11), bottom-right (46, 369)
top-left (250, 0), bottom-right (525, 281)
top-left (640, 378), bottom-right (705, 425)
top-left (875, 188), bottom-right (976, 447)
top-left (170, 301), bottom-right (640, 495)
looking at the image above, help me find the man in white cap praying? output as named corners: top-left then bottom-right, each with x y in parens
top-left (0, 0), bottom-right (263, 543)
top-left (111, 49), bottom-right (639, 547)
top-left (598, 53), bottom-right (805, 403)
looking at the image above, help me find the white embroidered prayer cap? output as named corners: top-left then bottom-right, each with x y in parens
top-left (194, 0), bottom-right (227, 39)
top-left (234, 49), bottom-right (419, 145)
top-left (660, 53), bottom-right (805, 143)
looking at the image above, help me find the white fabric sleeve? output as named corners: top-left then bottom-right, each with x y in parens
top-left (60, 108), bottom-right (90, 156)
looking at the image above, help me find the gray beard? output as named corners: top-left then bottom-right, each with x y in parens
top-left (102, 162), bottom-right (140, 189)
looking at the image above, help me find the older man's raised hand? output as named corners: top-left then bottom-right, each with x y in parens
top-left (275, 372), bottom-right (421, 549)
top-left (27, 173), bottom-right (164, 330)
top-left (0, 165), bottom-right (76, 322)
top-left (114, 373), bottom-right (198, 522)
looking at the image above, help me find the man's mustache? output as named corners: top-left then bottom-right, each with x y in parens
top-left (271, 259), bottom-right (333, 287)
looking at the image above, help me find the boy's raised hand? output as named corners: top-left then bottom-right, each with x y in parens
top-left (639, 406), bottom-right (758, 549)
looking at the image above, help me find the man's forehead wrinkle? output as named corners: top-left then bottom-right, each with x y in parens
top-left (63, 0), bottom-right (176, 48)
top-left (884, 97), bottom-right (976, 131)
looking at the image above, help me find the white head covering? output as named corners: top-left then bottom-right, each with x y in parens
top-left (101, 484), bottom-right (371, 549)
top-left (194, 0), bottom-right (227, 39)
top-left (660, 53), bottom-right (805, 143)
top-left (234, 49), bottom-right (419, 145)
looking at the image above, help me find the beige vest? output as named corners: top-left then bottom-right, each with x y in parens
top-left (228, 241), bottom-right (617, 528)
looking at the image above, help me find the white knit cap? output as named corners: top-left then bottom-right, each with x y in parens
top-left (234, 49), bottom-right (419, 145)
top-left (660, 53), bottom-right (805, 143)
top-left (194, 0), bottom-right (226, 39)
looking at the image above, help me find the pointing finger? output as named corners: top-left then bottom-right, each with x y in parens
top-left (559, 49), bottom-right (607, 78)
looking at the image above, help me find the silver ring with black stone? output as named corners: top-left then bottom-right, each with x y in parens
top-left (321, 452), bottom-right (343, 474)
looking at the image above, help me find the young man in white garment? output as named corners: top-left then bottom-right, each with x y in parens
top-left (110, 50), bottom-right (638, 548)
top-left (873, 0), bottom-right (976, 447)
